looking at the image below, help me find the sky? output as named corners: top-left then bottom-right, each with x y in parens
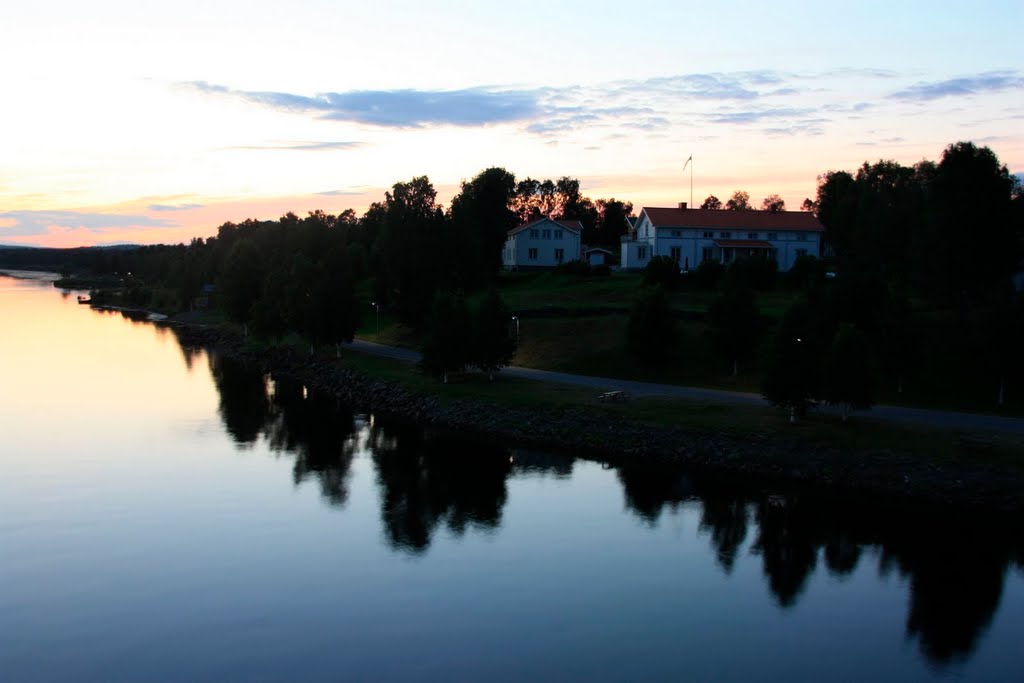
top-left (2, 0), bottom-right (1023, 247)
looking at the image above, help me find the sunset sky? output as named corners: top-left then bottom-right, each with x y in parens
top-left (2, 1), bottom-right (1022, 247)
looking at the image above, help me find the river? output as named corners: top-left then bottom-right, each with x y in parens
top-left (1, 272), bottom-right (1022, 682)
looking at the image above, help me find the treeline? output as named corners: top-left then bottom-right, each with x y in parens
top-left (11, 169), bottom-right (630, 374)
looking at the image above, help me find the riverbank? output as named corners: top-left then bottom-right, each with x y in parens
top-left (166, 321), bottom-right (1024, 516)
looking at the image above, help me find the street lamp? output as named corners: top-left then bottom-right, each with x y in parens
top-left (371, 301), bottom-right (380, 338)
top-left (511, 315), bottom-right (519, 343)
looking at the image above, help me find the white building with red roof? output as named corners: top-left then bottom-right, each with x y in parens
top-left (620, 203), bottom-right (824, 272)
top-left (503, 217), bottom-right (583, 269)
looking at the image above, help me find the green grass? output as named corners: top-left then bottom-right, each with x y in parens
top-left (336, 348), bottom-right (1024, 467)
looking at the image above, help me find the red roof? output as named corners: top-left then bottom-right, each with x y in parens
top-left (507, 216), bottom-right (584, 236)
top-left (715, 240), bottom-right (775, 248)
top-left (642, 207), bottom-right (823, 232)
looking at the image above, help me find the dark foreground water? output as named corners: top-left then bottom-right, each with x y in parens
top-left (1, 272), bottom-right (1022, 682)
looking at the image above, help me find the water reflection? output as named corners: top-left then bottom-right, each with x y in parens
top-left (193, 338), bottom-right (1022, 669)
top-left (371, 425), bottom-right (511, 552)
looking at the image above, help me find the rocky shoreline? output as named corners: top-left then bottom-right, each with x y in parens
top-left (167, 323), bottom-right (1024, 516)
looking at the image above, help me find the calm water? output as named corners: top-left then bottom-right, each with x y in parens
top-left (1, 272), bottom-right (1022, 682)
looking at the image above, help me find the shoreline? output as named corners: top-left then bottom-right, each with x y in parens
top-left (166, 322), bottom-right (1024, 516)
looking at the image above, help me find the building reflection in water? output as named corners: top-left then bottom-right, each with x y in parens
top-left (193, 341), bottom-right (1023, 668)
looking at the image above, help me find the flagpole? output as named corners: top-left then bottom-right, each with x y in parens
top-left (683, 154), bottom-right (693, 208)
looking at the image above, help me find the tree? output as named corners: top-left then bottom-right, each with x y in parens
top-left (825, 324), bottom-right (876, 420)
top-left (218, 240), bottom-right (263, 334)
top-left (725, 191), bottom-right (751, 211)
top-left (471, 288), bottom-right (517, 380)
top-left (377, 176), bottom-right (447, 325)
top-left (800, 198), bottom-right (815, 212)
top-left (761, 298), bottom-right (829, 421)
top-left (701, 195), bottom-right (723, 210)
top-left (448, 167), bottom-right (518, 287)
top-left (627, 286), bottom-right (676, 361)
top-left (708, 285), bottom-right (761, 375)
top-left (593, 198), bottom-right (634, 247)
top-left (923, 142), bottom-right (1017, 295)
top-left (761, 195), bottom-right (785, 212)
top-left (421, 290), bottom-right (472, 383)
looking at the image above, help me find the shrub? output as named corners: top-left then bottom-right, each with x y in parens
top-left (693, 260), bottom-right (725, 290)
top-left (726, 256), bottom-right (778, 290)
top-left (591, 263), bottom-right (612, 277)
top-left (643, 255), bottom-right (680, 289)
top-left (555, 259), bottom-right (592, 277)
top-left (785, 254), bottom-right (825, 291)
top-left (627, 286), bottom-right (676, 362)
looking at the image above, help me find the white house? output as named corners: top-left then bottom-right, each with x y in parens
top-left (503, 217), bottom-right (583, 270)
top-left (620, 203), bottom-right (824, 271)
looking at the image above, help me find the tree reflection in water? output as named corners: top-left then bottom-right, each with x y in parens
top-left (198, 348), bottom-right (1020, 668)
top-left (618, 461), bottom-right (1020, 666)
top-left (369, 422), bottom-right (512, 553)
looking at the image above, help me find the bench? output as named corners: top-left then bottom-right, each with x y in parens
top-left (599, 390), bottom-right (629, 403)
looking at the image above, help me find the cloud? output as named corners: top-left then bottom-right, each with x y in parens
top-left (224, 141), bottom-right (364, 152)
top-left (315, 188), bottom-right (370, 197)
top-left (148, 203), bottom-right (204, 211)
top-left (0, 210), bottom-right (173, 237)
top-left (183, 68), bottom-right (925, 141)
top-left (707, 108), bottom-right (816, 124)
top-left (889, 71), bottom-right (1024, 101)
top-left (186, 81), bottom-right (541, 127)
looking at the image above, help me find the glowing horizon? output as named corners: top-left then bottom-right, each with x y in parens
top-left (3, 1), bottom-right (1022, 248)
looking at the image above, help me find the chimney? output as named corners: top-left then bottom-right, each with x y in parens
top-left (678, 202), bottom-right (688, 210)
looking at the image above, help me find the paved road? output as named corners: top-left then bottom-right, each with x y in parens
top-left (348, 339), bottom-right (1024, 436)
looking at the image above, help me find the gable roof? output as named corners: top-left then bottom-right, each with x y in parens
top-left (507, 216), bottom-right (584, 237)
top-left (641, 207), bottom-right (823, 232)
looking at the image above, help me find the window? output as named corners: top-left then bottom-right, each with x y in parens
top-left (767, 232), bottom-right (778, 240)
top-left (638, 246), bottom-right (647, 260)
top-left (797, 232), bottom-right (807, 241)
top-left (555, 248), bottom-right (565, 263)
top-left (529, 229), bottom-right (539, 239)
top-left (672, 230), bottom-right (681, 237)
top-left (542, 229), bottom-right (552, 239)
top-left (720, 232), bottom-right (731, 239)
top-left (702, 247), bottom-right (714, 263)
top-left (554, 229), bottom-right (563, 239)
top-left (748, 232), bottom-right (758, 240)
top-left (703, 231), bottom-right (713, 239)
top-left (795, 249), bottom-right (808, 258)
top-left (670, 246), bottom-right (682, 263)
top-left (528, 248), bottom-right (538, 260)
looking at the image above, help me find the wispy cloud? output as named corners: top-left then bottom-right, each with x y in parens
top-left (707, 108), bottom-right (816, 124)
top-left (186, 81), bottom-right (541, 127)
top-left (223, 141), bottom-right (364, 152)
top-left (889, 71), bottom-right (1024, 101)
top-left (0, 210), bottom-right (173, 236)
top-left (148, 203), bottom-right (204, 211)
top-left (315, 188), bottom-right (370, 197)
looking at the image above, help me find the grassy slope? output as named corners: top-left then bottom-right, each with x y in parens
top-left (338, 349), bottom-right (1024, 468)
top-left (354, 270), bottom-right (1024, 417)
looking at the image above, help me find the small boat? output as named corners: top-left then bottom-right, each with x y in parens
top-left (77, 295), bottom-right (91, 304)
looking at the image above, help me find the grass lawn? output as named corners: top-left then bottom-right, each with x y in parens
top-left (337, 349), bottom-right (1024, 467)
top-left (351, 270), bottom-right (1024, 417)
